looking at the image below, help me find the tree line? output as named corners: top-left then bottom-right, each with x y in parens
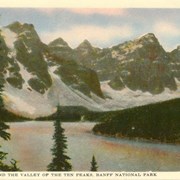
top-left (0, 86), bottom-right (98, 171)
top-left (0, 85), bottom-right (21, 171)
top-left (93, 98), bottom-right (180, 143)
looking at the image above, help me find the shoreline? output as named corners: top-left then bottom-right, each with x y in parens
top-left (93, 131), bottom-right (180, 145)
top-left (5, 120), bottom-right (180, 145)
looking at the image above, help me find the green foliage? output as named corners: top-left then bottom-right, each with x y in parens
top-left (0, 122), bottom-right (10, 140)
top-left (0, 85), bottom-right (21, 171)
top-left (47, 111), bottom-right (72, 171)
top-left (0, 152), bottom-right (21, 171)
top-left (93, 98), bottom-right (180, 143)
top-left (90, 155), bottom-right (98, 171)
top-left (37, 106), bottom-right (104, 122)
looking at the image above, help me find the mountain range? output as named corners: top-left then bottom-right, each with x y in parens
top-left (49, 33), bottom-right (179, 93)
top-left (0, 21), bottom-right (180, 118)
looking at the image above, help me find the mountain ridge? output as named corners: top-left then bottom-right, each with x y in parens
top-left (0, 21), bottom-right (180, 119)
top-left (0, 22), bottom-right (104, 118)
top-left (50, 32), bottom-right (178, 94)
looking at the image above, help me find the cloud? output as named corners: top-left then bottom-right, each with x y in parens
top-left (34, 8), bottom-right (126, 17)
top-left (34, 8), bottom-right (61, 15)
top-left (153, 21), bottom-right (180, 36)
top-left (68, 8), bottom-right (126, 16)
top-left (40, 24), bottom-right (133, 48)
top-left (152, 21), bottom-right (180, 51)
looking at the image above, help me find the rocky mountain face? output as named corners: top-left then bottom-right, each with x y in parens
top-left (50, 33), bottom-right (178, 94)
top-left (0, 21), bottom-right (179, 118)
top-left (48, 37), bottom-right (73, 61)
top-left (109, 33), bottom-right (177, 94)
top-left (0, 21), bottom-right (52, 94)
top-left (169, 46), bottom-right (180, 81)
top-left (49, 39), bottom-right (116, 81)
top-left (0, 22), bottom-right (104, 118)
top-left (1, 22), bottom-right (103, 97)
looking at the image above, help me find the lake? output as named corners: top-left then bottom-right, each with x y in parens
top-left (0, 121), bottom-right (180, 171)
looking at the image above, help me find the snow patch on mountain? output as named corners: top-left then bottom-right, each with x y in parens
top-left (1, 28), bottom-right (17, 58)
top-left (128, 43), bottom-right (143, 53)
top-left (111, 50), bottom-right (125, 60)
top-left (22, 41), bottom-right (32, 54)
top-left (47, 66), bottom-right (105, 111)
top-left (118, 41), bottom-right (143, 55)
top-left (56, 44), bottom-right (68, 48)
top-left (1, 28), bottom-right (17, 49)
top-left (4, 92), bottom-right (36, 115)
top-left (7, 50), bottom-right (16, 58)
top-left (3, 84), bottom-right (56, 119)
top-left (1, 54), bottom-right (108, 118)
top-left (19, 30), bottom-right (31, 37)
top-left (2, 71), bottom-right (180, 119)
top-left (3, 63), bottom-right (11, 78)
top-left (101, 81), bottom-right (180, 111)
top-left (136, 33), bottom-right (156, 42)
top-left (175, 78), bottom-right (180, 88)
top-left (17, 61), bottom-right (36, 89)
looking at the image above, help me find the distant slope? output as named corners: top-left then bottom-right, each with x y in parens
top-left (92, 98), bottom-right (180, 143)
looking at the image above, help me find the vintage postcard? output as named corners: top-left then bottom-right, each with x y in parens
top-left (0, 0), bottom-right (179, 179)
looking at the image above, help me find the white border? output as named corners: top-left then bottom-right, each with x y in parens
top-left (0, 0), bottom-right (180, 8)
top-left (0, 0), bottom-right (179, 179)
top-left (0, 172), bottom-right (180, 180)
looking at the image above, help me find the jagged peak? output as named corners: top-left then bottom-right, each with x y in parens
top-left (137, 33), bottom-right (158, 43)
top-left (177, 45), bottom-right (180, 50)
top-left (48, 37), bottom-right (70, 47)
top-left (77, 39), bottom-right (92, 49)
top-left (6, 21), bottom-right (34, 29)
top-left (5, 21), bottom-right (35, 34)
top-left (5, 21), bottom-right (22, 31)
top-left (82, 39), bottom-right (91, 44)
top-left (141, 33), bottom-right (156, 38)
top-left (7, 21), bottom-right (22, 27)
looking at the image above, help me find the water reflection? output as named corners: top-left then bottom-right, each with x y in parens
top-left (0, 121), bottom-right (179, 171)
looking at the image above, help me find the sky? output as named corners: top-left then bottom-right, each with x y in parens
top-left (0, 8), bottom-right (180, 51)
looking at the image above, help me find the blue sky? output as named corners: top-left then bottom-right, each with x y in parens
top-left (0, 8), bottom-right (180, 51)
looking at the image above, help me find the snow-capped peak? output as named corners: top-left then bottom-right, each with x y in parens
top-left (137, 33), bottom-right (158, 43)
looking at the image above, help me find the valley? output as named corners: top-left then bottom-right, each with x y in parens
top-left (0, 20), bottom-right (179, 171)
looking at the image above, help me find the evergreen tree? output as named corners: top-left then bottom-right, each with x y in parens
top-left (9, 159), bottom-right (21, 171)
top-left (47, 116), bottom-right (72, 171)
top-left (0, 84), bottom-right (20, 171)
top-left (90, 155), bottom-right (98, 171)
